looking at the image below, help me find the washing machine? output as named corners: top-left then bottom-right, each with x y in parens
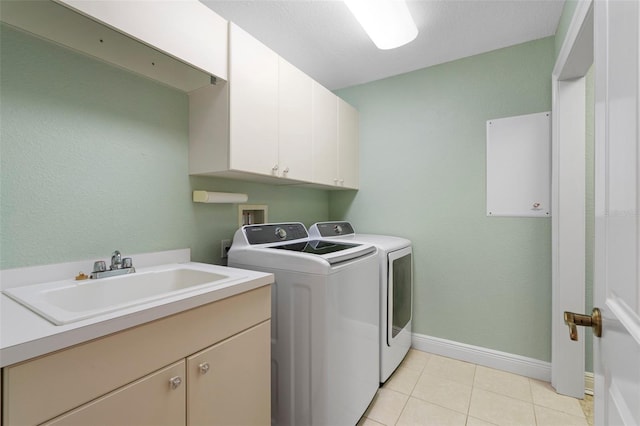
top-left (309, 221), bottom-right (413, 383)
top-left (228, 223), bottom-right (379, 426)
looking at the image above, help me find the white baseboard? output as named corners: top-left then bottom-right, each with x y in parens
top-left (411, 333), bottom-right (595, 394)
top-left (411, 332), bottom-right (551, 382)
top-left (584, 372), bottom-right (594, 395)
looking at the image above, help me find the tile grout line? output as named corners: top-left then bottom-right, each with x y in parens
top-left (392, 353), bottom-right (431, 425)
top-left (529, 378), bottom-right (540, 426)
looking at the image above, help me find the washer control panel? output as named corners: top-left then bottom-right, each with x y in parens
top-left (244, 223), bottom-right (308, 245)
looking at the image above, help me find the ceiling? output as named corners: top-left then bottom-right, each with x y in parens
top-left (200, 0), bottom-right (565, 91)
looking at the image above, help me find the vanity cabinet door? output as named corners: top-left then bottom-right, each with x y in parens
top-left (187, 320), bottom-right (271, 426)
top-left (43, 361), bottom-right (186, 426)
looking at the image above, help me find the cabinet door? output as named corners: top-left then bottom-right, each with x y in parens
top-left (44, 361), bottom-right (186, 426)
top-left (187, 321), bottom-right (270, 426)
top-left (337, 98), bottom-right (360, 189)
top-left (228, 24), bottom-right (279, 176)
top-left (312, 82), bottom-right (338, 186)
top-left (278, 58), bottom-right (313, 182)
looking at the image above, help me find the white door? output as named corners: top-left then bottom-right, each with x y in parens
top-left (593, 0), bottom-right (640, 424)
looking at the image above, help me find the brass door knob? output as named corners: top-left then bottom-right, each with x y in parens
top-left (564, 308), bottom-right (602, 341)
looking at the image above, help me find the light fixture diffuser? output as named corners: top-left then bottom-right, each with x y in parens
top-left (344, 0), bottom-right (418, 50)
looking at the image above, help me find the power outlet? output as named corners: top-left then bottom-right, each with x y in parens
top-left (221, 239), bottom-right (232, 259)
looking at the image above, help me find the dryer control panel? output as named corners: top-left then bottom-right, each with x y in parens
top-left (311, 222), bottom-right (355, 237)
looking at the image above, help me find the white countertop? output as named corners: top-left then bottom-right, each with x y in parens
top-left (0, 255), bottom-right (273, 368)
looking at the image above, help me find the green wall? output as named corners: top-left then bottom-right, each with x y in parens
top-left (1, 21), bottom-right (581, 367)
top-left (0, 25), bottom-right (329, 270)
top-left (333, 37), bottom-right (556, 362)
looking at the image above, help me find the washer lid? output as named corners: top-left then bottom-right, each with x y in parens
top-left (268, 240), bottom-right (374, 264)
top-left (270, 239), bottom-right (357, 255)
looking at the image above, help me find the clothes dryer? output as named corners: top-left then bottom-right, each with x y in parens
top-left (228, 223), bottom-right (379, 426)
top-left (309, 221), bottom-right (413, 383)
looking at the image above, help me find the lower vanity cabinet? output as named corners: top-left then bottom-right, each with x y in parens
top-left (187, 321), bottom-right (270, 425)
top-left (43, 361), bottom-right (187, 426)
top-left (2, 285), bottom-right (271, 426)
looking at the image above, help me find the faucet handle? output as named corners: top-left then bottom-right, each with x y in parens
top-left (122, 257), bottom-right (133, 269)
top-left (93, 261), bottom-right (107, 273)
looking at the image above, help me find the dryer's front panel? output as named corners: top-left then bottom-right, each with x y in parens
top-left (388, 246), bottom-right (413, 345)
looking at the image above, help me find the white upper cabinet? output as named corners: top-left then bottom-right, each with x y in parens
top-left (337, 98), bottom-right (360, 189)
top-left (190, 24), bottom-right (317, 184)
top-left (278, 58), bottom-right (313, 182)
top-left (312, 82), bottom-right (339, 187)
top-left (0, 0), bottom-right (227, 91)
top-left (188, 23), bottom-right (360, 189)
top-left (228, 23), bottom-right (280, 176)
top-left (312, 85), bottom-right (360, 189)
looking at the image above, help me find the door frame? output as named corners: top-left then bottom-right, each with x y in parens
top-left (551, 0), bottom-right (594, 398)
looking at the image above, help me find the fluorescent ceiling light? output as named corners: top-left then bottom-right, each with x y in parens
top-left (344, 0), bottom-right (418, 50)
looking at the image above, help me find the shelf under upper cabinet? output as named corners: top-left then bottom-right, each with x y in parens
top-left (1, 0), bottom-right (228, 92)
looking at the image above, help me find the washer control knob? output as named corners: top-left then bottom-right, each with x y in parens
top-left (333, 224), bottom-right (343, 234)
top-left (275, 227), bottom-right (287, 240)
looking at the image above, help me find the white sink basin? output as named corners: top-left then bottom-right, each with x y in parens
top-left (3, 266), bottom-right (239, 325)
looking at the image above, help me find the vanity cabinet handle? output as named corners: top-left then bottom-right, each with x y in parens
top-left (199, 362), bottom-right (210, 375)
top-left (169, 376), bottom-right (182, 390)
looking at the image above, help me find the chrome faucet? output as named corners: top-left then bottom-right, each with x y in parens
top-left (91, 250), bottom-right (136, 279)
top-left (111, 250), bottom-right (123, 270)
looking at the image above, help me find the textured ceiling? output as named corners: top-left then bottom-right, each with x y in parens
top-left (200, 0), bottom-right (565, 90)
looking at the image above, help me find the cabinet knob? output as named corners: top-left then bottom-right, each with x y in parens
top-left (169, 376), bottom-right (182, 390)
top-left (198, 362), bottom-right (210, 375)
top-left (283, 167), bottom-right (289, 174)
top-left (272, 164), bottom-right (279, 172)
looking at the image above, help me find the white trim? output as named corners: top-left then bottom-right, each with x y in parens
top-left (411, 332), bottom-right (551, 382)
top-left (553, 0), bottom-right (594, 80)
top-left (584, 371), bottom-right (594, 395)
top-left (551, 0), bottom-right (594, 399)
top-left (412, 332), bottom-right (595, 395)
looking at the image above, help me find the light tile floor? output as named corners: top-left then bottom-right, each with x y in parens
top-left (358, 349), bottom-right (593, 426)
